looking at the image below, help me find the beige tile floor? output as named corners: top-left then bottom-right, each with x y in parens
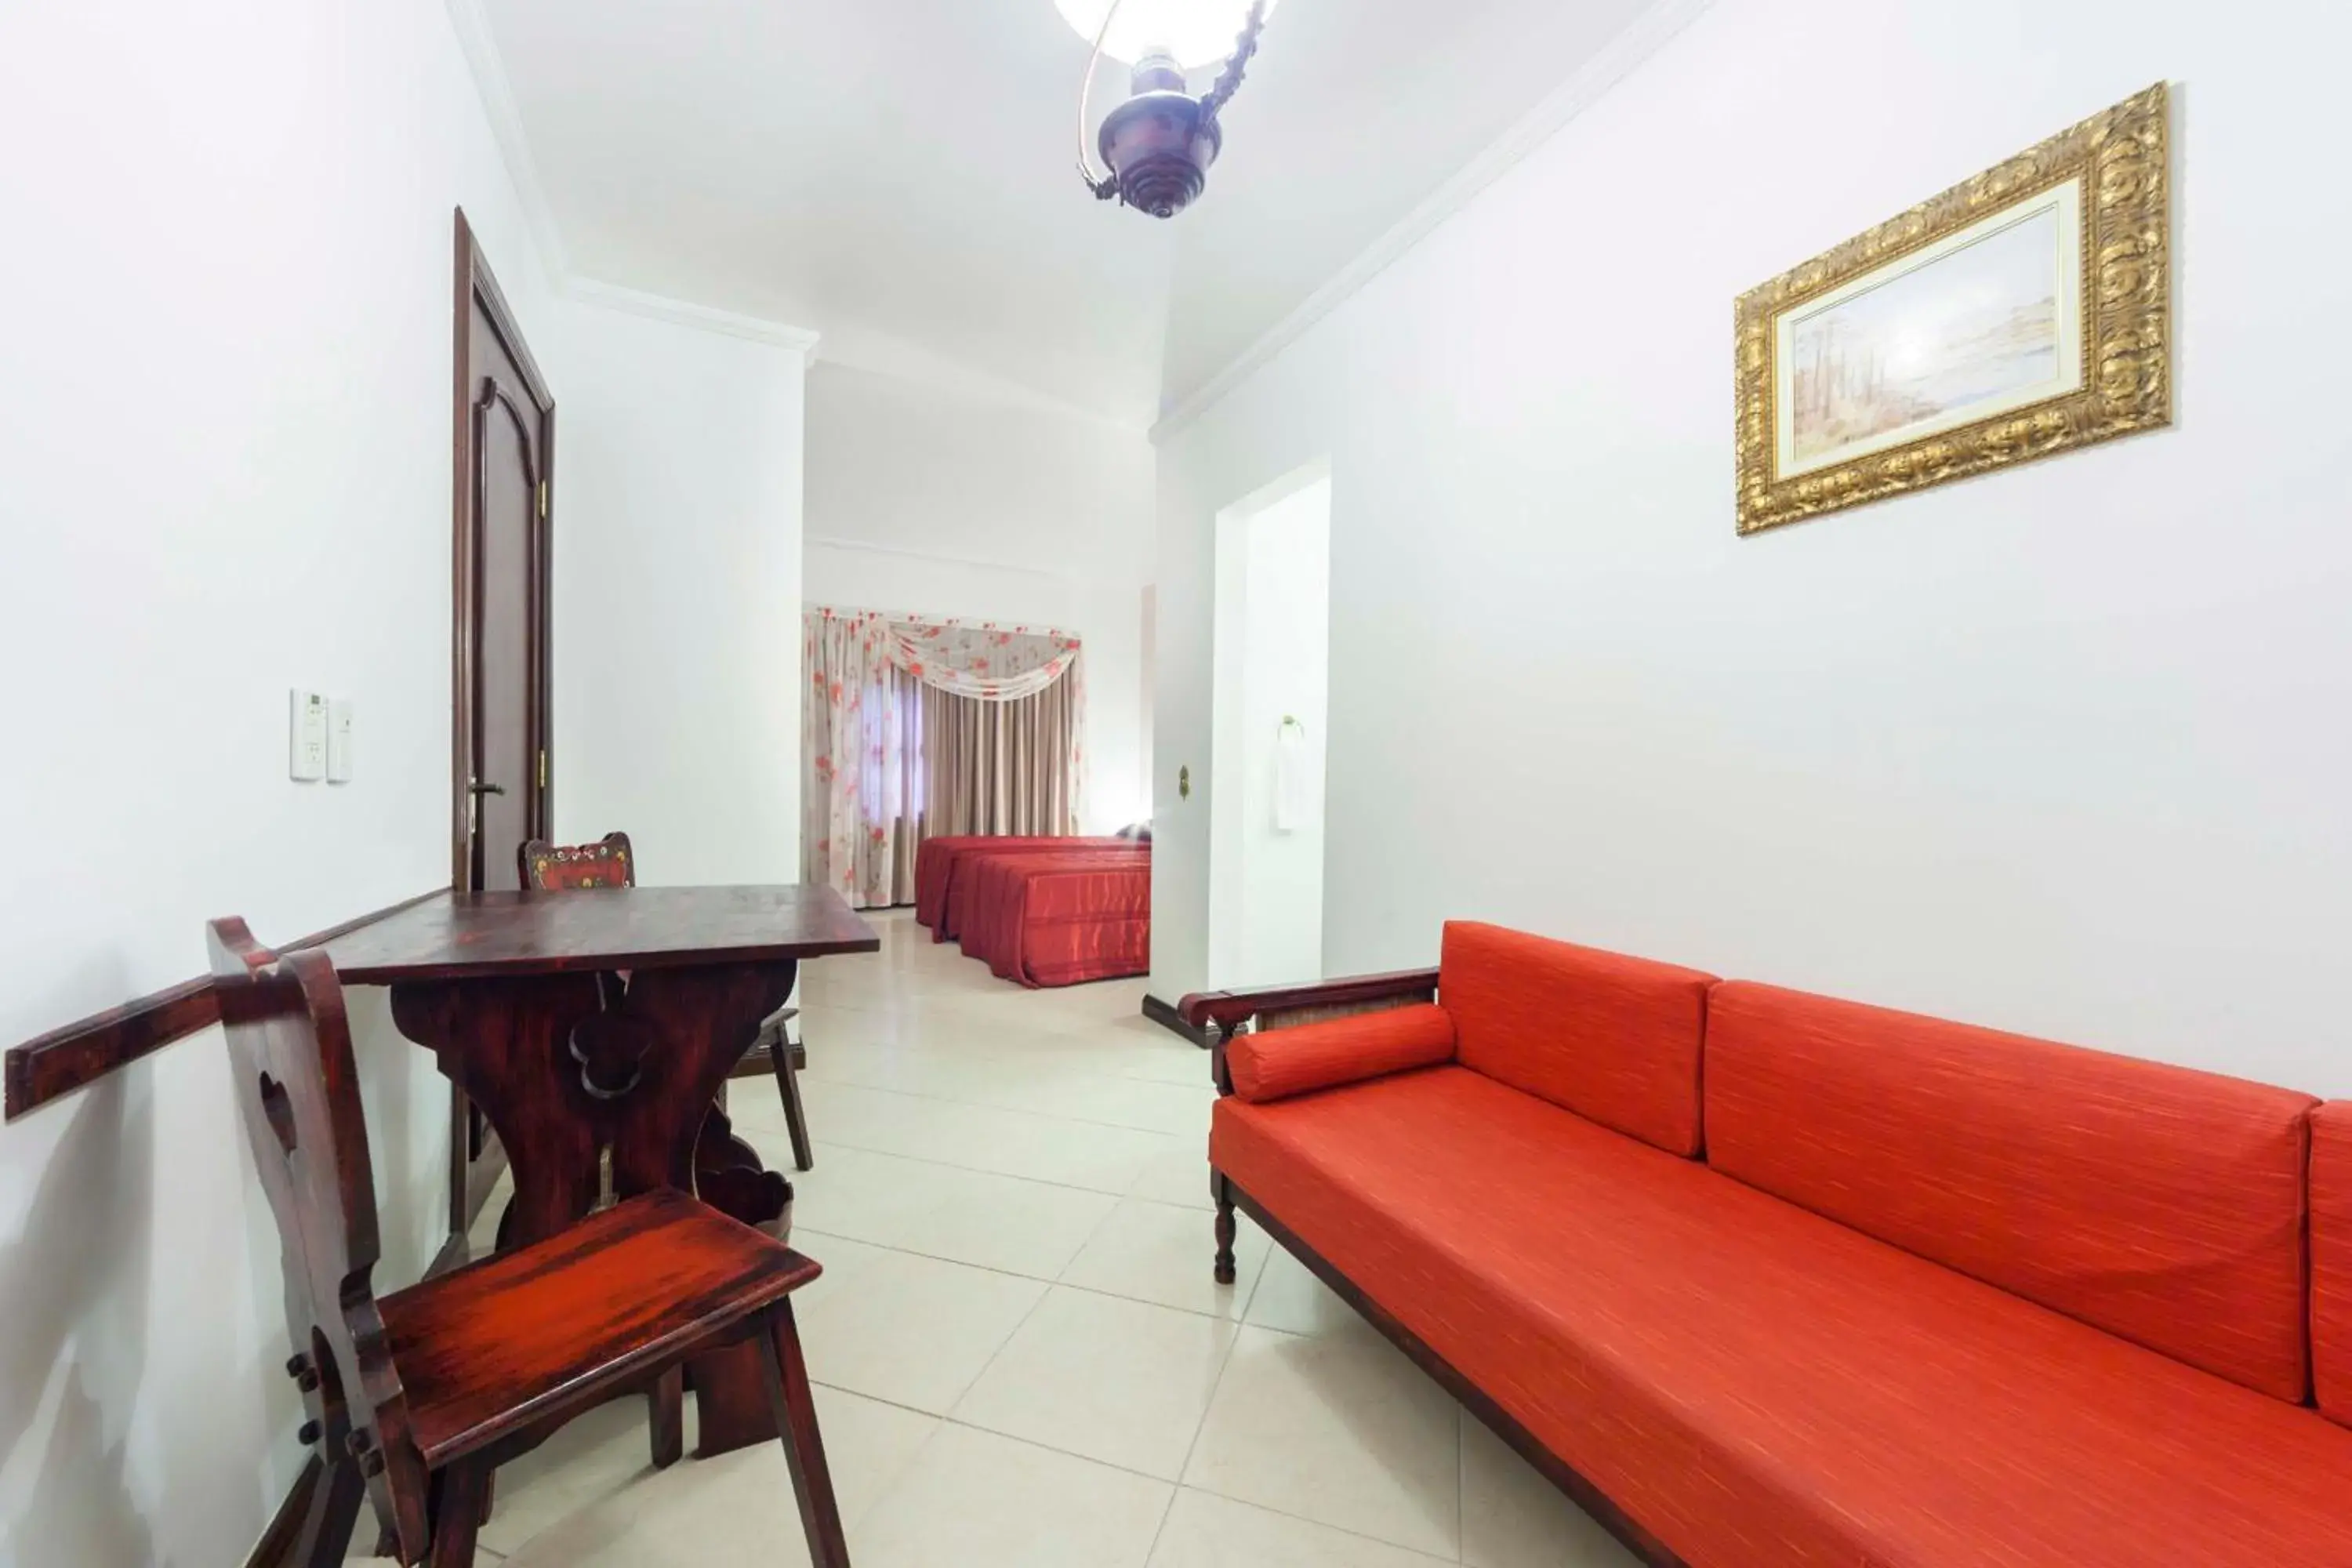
top-left (357, 910), bottom-right (1637, 1566)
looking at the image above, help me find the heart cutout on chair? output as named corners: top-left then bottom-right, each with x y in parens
top-left (258, 1071), bottom-right (299, 1155)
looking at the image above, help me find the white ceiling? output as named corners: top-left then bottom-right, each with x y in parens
top-left (479, 0), bottom-right (1660, 427)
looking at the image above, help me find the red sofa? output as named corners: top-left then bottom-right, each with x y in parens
top-left (1183, 921), bottom-right (2352, 1566)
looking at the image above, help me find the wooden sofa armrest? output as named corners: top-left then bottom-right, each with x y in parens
top-left (1180, 967), bottom-right (1440, 1095)
top-left (1178, 967), bottom-right (1441, 1036)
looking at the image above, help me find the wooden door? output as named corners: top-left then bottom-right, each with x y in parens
top-left (447, 209), bottom-right (556, 1252)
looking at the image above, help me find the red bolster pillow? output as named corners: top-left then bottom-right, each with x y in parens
top-left (1228, 1004), bottom-right (1457, 1103)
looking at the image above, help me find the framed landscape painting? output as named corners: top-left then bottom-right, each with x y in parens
top-left (1735, 84), bottom-right (2170, 535)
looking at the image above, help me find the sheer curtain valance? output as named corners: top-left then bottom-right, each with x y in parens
top-left (881, 617), bottom-right (1081, 702)
top-left (803, 608), bottom-right (1086, 909)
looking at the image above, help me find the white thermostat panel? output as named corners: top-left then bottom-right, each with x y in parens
top-left (289, 689), bottom-right (328, 782)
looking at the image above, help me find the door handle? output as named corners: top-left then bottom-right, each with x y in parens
top-left (465, 778), bottom-right (506, 837)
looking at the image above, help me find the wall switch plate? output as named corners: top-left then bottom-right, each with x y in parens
top-left (289, 690), bottom-right (328, 782)
top-left (326, 700), bottom-right (354, 783)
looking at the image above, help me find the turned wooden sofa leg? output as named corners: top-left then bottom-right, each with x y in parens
top-left (1213, 1173), bottom-right (1238, 1285)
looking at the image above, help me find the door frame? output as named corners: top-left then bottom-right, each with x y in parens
top-left (1207, 459), bottom-right (1333, 991)
top-left (450, 206), bottom-right (556, 890)
top-left (445, 208), bottom-right (556, 1254)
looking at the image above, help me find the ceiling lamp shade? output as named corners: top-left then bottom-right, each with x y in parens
top-left (1070, 0), bottom-right (1276, 220)
top-left (1055, 0), bottom-right (1282, 69)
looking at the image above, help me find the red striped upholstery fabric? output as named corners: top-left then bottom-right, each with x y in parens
top-left (962, 854), bottom-right (1152, 988)
top-left (916, 836), bottom-right (1131, 937)
top-left (1228, 1004), bottom-right (1454, 1103)
top-left (2314, 1103), bottom-right (2352, 1426)
top-left (1006, 910), bottom-right (1149, 988)
top-left (914, 836), bottom-right (1006, 931)
top-left (941, 840), bottom-right (1139, 943)
top-left (1705, 981), bottom-right (2318, 1402)
top-left (1213, 1070), bottom-right (2352, 1566)
top-left (1437, 922), bottom-right (1712, 1156)
top-left (960, 850), bottom-right (1149, 972)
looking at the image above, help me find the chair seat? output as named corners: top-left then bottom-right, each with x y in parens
top-left (380, 1189), bottom-right (818, 1465)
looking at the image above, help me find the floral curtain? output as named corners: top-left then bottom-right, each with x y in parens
top-left (802, 612), bottom-right (924, 909)
top-left (804, 608), bottom-right (1085, 908)
top-left (880, 618), bottom-right (1082, 700)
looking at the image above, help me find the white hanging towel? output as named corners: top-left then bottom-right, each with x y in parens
top-left (1272, 717), bottom-right (1310, 833)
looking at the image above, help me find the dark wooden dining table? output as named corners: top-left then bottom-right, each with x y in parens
top-left (320, 883), bottom-right (880, 1456)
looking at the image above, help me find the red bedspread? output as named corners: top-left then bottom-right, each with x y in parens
top-left (941, 843), bottom-right (1141, 945)
top-left (946, 850), bottom-right (1149, 988)
top-left (914, 836), bottom-right (1131, 938)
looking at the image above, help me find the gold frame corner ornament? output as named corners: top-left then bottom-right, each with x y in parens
top-left (1733, 82), bottom-right (2172, 536)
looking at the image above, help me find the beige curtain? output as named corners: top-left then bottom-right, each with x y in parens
top-left (924, 668), bottom-right (1080, 838)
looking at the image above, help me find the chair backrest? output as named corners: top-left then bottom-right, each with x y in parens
top-left (210, 919), bottom-right (430, 1560)
top-left (519, 830), bottom-right (637, 889)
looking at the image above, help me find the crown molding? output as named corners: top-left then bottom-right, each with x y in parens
top-left (564, 277), bottom-right (823, 354)
top-left (444, 0), bottom-right (824, 357)
top-left (806, 535), bottom-right (1079, 583)
top-left (442, 0), bottom-right (1102, 407)
top-left (813, 326), bottom-right (1155, 435)
top-left (1151, 0), bottom-right (1719, 445)
top-left (441, 0), bottom-right (572, 281)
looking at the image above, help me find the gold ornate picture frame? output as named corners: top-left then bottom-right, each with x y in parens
top-left (1734, 83), bottom-right (2170, 535)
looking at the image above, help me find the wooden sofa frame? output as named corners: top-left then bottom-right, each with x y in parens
top-left (1181, 971), bottom-right (1693, 1568)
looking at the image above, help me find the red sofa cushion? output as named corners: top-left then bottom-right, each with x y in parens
top-left (1704, 981), bottom-right (2317, 1402)
top-left (1229, 1004), bottom-right (1455, 1103)
top-left (1213, 1071), bottom-right (2352, 1566)
top-left (1437, 922), bottom-right (1711, 1156)
top-left (2315, 1103), bottom-right (2352, 1426)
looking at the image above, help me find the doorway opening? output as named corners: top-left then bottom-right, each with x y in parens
top-left (1208, 465), bottom-right (1332, 989)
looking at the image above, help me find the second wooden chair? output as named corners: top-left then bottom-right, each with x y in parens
top-left (519, 831), bottom-right (815, 1171)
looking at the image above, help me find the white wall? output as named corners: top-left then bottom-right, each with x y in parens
top-left (0, 2), bottom-right (560, 1563)
top-left (1210, 476), bottom-right (1333, 987)
top-left (552, 303), bottom-right (810, 884)
top-left (804, 361), bottom-right (1157, 831)
top-left (1154, 0), bottom-right (2352, 1096)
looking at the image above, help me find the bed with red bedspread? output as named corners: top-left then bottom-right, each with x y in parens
top-left (915, 835), bottom-right (1132, 940)
top-left (957, 850), bottom-right (1152, 988)
top-left (913, 835), bottom-right (1151, 988)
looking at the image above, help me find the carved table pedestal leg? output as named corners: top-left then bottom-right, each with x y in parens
top-left (388, 956), bottom-right (803, 1459)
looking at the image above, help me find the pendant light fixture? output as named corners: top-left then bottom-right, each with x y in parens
top-left (1062, 0), bottom-right (1276, 219)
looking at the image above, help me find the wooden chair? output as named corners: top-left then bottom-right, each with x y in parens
top-left (212, 918), bottom-right (851, 1567)
top-left (519, 833), bottom-right (816, 1171)
top-left (517, 829), bottom-right (637, 889)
